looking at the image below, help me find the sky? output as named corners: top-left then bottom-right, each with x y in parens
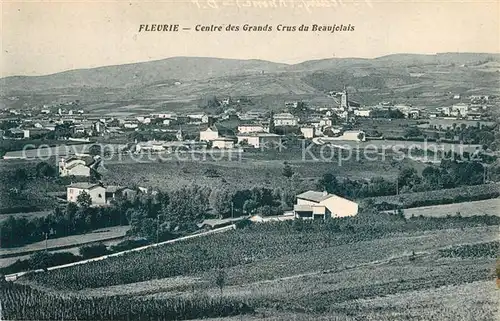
top-left (1, 0), bottom-right (499, 77)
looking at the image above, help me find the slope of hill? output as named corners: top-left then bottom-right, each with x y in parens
top-left (0, 57), bottom-right (289, 91)
top-left (1, 53), bottom-right (499, 111)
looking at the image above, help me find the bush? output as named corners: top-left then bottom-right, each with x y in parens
top-left (79, 243), bottom-right (110, 259)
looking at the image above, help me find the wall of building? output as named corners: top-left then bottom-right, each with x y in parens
top-left (200, 130), bottom-right (219, 141)
top-left (320, 196), bottom-right (358, 218)
top-left (67, 187), bottom-right (106, 205)
top-left (213, 140), bottom-right (234, 149)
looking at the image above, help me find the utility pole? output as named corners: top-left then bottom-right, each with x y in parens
top-left (156, 214), bottom-right (160, 243)
top-left (231, 202), bottom-right (234, 218)
top-left (45, 232), bottom-right (48, 252)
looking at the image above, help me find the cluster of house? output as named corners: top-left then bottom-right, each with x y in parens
top-left (1, 115), bottom-right (108, 140)
top-left (199, 124), bottom-right (283, 149)
top-left (436, 103), bottom-right (487, 120)
top-left (66, 182), bottom-right (144, 206)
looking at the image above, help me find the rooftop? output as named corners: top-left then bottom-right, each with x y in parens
top-left (106, 185), bottom-right (126, 193)
top-left (237, 133), bottom-right (280, 137)
top-left (296, 190), bottom-right (332, 203)
top-left (67, 182), bottom-right (103, 190)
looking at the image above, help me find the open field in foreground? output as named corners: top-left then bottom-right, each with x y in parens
top-left (196, 280), bottom-right (498, 321)
top-left (9, 219), bottom-right (499, 321)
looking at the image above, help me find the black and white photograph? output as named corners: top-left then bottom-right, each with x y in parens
top-left (0, 1), bottom-right (499, 320)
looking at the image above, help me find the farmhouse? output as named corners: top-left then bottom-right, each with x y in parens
top-left (237, 133), bottom-right (282, 148)
top-left (199, 126), bottom-right (219, 142)
top-left (59, 156), bottom-right (99, 177)
top-left (67, 183), bottom-right (106, 206)
top-left (293, 191), bottom-right (358, 220)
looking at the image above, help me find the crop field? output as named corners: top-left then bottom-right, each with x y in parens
top-left (384, 198), bottom-right (500, 219)
top-left (8, 218), bottom-right (499, 320)
top-left (101, 151), bottom-right (405, 192)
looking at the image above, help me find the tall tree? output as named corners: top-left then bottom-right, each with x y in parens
top-left (76, 191), bottom-right (92, 208)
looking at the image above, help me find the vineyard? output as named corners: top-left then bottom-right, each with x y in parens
top-left (22, 214), bottom-right (500, 291)
top-left (439, 241), bottom-right (499, 259)
top-left (5, 217), bottom-right (499, 320)
top-left (0, 281), bottom-right (253, 320)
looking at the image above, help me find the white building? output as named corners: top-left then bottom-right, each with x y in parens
top-left (123, 122), bottom-right (139, 129)
top-left (452, 103), bottom-right (469, 117)
top-left (59, 157), bottom-right (96, 177)
top-left (67, 183), bottom-right (106, 206)
top-left (319, 117), bottom-right (333, 127)
top-left (293, 191), bottom-right (358, 220)
top-left (157, 113), bottom-right (177, 119)
top-left (354, 109), bottom-right (371, 117)
top-left (300, 127), bottom-right (314, 139)
top-left (238, 124), bottom-right (267, 134)
top-left (237, 133), bottom-right (282, 148)
top-left (341, 130), bottom-right (366, 142)
top-left (274, 113), bottom-right (298, 127)
top-left (212, 137), bottom-right (235, 149)
top-left (199, 126), bottom-right (219, 142)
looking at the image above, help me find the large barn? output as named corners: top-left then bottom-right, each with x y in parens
top-left (293, 191), bottom-right (358, 220)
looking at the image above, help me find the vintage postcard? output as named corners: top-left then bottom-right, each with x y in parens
top-left (0, 0), bottom-right (499, 320)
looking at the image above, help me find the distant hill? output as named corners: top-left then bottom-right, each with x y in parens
top-left (0, 57), bottom-right (289, 91)
top-left (1, 53), bottom-right (499, 111)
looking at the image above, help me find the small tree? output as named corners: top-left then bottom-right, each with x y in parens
top-left (88, 144), bottom-right (102, 156)
top-left (215, 268), bottom-right (227, 297)
top-left (269, 111), bottom-right (276, 134)
top-left (282, 162), bottom-right (293, 178)
top-left (76, 191), bottom-right (92, 208)
top-left (79, 243), bottom-right (109, 259)
top-left (13, 168), bottom-right (29, 190)
top-left (36, 161), bottom-right (56, 178)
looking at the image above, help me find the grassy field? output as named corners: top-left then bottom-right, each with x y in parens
top-left (383, 198), bottom-right (500, 219)
top-left (0, 226), bottom-right (130, 258)
top-left (100, 149), bottom-right (413, 192)
top-left (0, 210), bottom-right (52, 223)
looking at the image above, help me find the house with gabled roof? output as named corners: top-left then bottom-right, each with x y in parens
top-left (58, 155), bottom-right (100, 177)
top-left (294, 191), bottom-right (358, 220)
top-left (199, 125), bottom-right (219, 142)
